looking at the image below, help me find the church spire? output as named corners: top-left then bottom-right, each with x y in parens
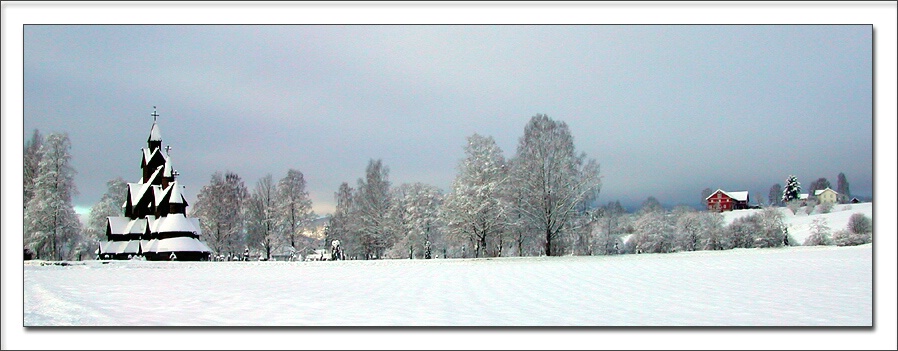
top-left (148, 106), bottom-right (163, 143)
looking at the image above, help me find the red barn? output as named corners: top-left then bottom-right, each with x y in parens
top-left (705, 189), bottom-right (750, 212)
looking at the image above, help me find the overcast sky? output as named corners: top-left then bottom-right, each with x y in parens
top-left (23, 25), bottom-right (873, 215)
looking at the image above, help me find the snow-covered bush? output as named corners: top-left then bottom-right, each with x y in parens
top-left (817, 201), bottom-right (833, 214)
top-left (803, 218), bottom-right (832, 246)
top-left (847, 213), bottom-right (872, 236)
top-left (832, 229), bottom-right (871, 246)
top-left (804, 199), bottom-right (817, 215)
top-left (786, 200), bottom-right (801, 215)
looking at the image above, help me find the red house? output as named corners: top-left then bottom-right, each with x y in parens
top-left (705, 189), bottom-right (750, 212)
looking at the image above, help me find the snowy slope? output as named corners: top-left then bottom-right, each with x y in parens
top-left (24, 245), bottom-right (871, 327)
top-left (721, 202), bottom-right (873, 244)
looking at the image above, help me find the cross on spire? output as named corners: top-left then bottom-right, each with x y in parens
top-left (151, 106), bottom-right (159, 122)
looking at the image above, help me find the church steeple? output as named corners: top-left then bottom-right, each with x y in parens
top-left (148, 106), bottom-right (163, 151)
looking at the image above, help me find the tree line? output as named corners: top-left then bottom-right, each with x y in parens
top-left (23, 114), bottom-right (873, 261)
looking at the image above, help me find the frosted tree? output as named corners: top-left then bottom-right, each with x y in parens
top-left (509, 114), bottom-right (601, 256)
top-left (24, 132), bottom-right (82, 260)
top-left (193, 171), bottom-right (249, 257)
top-left (674, 207), bottom-right (702, 252)
top-left (803, 218), bottom-right (832, 246)
top-left (847, 213), bottom-right (872, 236)
top-left (276, 169), bottom-right (315, 251)
top-left (328, 182), bottom-right (356, 259)
top-left (782, 175), bottom-right (801, 203)
top-left (354, 159), bottom-right (393, 259)
top-left (85, 177), bottom-right (128, 251)
top-left (754, 207), bottom-right (787, 248)
top-left (768, 183), bottom-right (783, 207)
top-left (593, 200), bottom-right (626, 255)
top-left (245, 174), bottom-right (280, 260)
top-left (630, 210), bottom-right (675, 254)
top-left (442, 134), bottom-right (509, 258)
top-left (699, 211), bottom-right (728, 251)
top-left (23, 129), bottom-right (44, 207)
top-left (833, 213), bottom-right (871, 246)
top-left (389, 183), bottom-right (443, 259)
top-left (836, 173), bottom-right (851, 203)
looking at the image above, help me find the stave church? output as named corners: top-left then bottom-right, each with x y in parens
top-left (97, 108), bottom-right (212, 261)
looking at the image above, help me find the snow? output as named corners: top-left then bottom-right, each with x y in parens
top-left (721, 202), bottom-right (873, 244)
top-left (24, 244), bottom-right (870, 327)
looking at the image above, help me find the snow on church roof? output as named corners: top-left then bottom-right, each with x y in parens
top-left (107, 217), bottom-right (131, 235)
top-left (150, 213), bottom-right (200, 234)
top-left (144, 237), bottom-right (211, 254)
top-left (168, 181), bottom-right (185, 204)
top-left (149, 122), bottom-right (163, 141)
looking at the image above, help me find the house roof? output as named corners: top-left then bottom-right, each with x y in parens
top-left (814, 187), bottom-right (838, 196)
top-left (705, 189), bottom-right (749, 202)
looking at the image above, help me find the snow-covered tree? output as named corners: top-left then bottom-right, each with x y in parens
top-left (353, 159), bottom-right (393, 259)
top-left (833, 214), bottom-right (871, 246)
top-left (593, 200), bottom-right (626, 255)
top-left (24, 132), bottom-right (82, 260)
top-left (389, 183), bottom-right (443, 259)
top-left (674, 208), bottom-right (702, 252)
top-left (753, 207), bottom-right (787, 248)
top-left (23, 129), bottom-right (44, 207)
top-left (847, 213), bottom-right (872, 236)
top-left (630, 211), bottom-right (675, 254)
top-left (442, 134), bottom-right (509, 258)
top-left (804, 218), bottom-right (832, 246)
top-left (509, 114), bottom-right (601, 256)
top-left (328, 182), bottom-right (356, 259)
top-left (85, 177), bottom-right (128, 251)
top-left (768, 183), bottom-right (783, 207)
top-left (245, 174), bottom-right (280, 260)
top-left (836, 172), bottom-right (851, 204)
top-left (782, 175), bottom-right (801, 203)
top-left (193, 171), bottom-right (249, 257)
top-left (727, 215), bottom-right (760, 249)
top-left (276, 169), bottom-right (315, 251)
top-left (804, 198), bottom-right (817, 215)
top-left (699, 211), bottom-right (728, 251)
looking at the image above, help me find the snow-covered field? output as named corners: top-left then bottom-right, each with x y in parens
top-left (25, 244), bottom-right (871, 327)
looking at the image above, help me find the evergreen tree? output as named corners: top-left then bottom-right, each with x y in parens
top-left (782, 175), bottom-right (801, 203)
top-left (24, 132), bottom-right (81, 260)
